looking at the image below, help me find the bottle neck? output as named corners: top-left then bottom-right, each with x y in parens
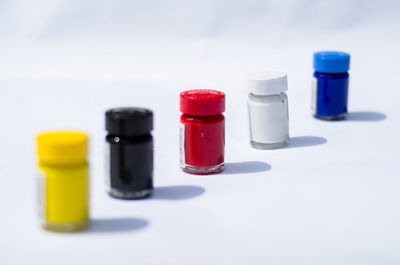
top-left (249, 92), bottom-right (286, 97)
top-left (39, 160), bottom-right (88, 168)
top-left (106, 134), bottom-right (152, 143)
top-left (182, 113), bottom-right (223, 118)
top-left (314, 71), bottom-right (349, 76)
top-left (248, 92), bottom-right (287, 103)
top-left (181, 113), bottom-right (224, 123)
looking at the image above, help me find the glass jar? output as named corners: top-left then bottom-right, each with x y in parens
top-left (312, 51), bottom-right (351, 120)
top-left (180, 89), bottom-right (225, 175)
top-left (105, 107), bottom-right (153, 199)
top-left (247, 72), bottom-right (289, 149)
top-left (37, 131), bottom-right (90, 232)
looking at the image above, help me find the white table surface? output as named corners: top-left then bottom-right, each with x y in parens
top-left (1, 1), bottom-right (399, 264)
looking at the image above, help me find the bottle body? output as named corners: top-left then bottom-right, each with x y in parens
top-left (247, 93), bottom-right (289, 149)
top-left (312, 71), bottom-right (349, 120)
top-left (38, 162), bottom-right (89, 232)
top-left (106, 134), bottom-right (153, 199)
top-left (180, 114), bottom-right (225, 174)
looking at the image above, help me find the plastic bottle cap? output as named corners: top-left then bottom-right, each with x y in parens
top-left (180, 89), bottom-right (225, 116)
top-left (247, 72), bottom-right (288, 96)
top-left (37, 131), bottom-right (88, 166)
top-left (313, 51), bottom-right (351, 73)
top-left (106, 107), bottom-right (153, 137)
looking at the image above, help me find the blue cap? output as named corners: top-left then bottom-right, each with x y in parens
top-left (313, 51), bottom-right (350, 73)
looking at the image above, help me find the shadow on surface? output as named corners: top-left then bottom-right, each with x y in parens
top-left (222, 161), bottom-right (271, 174)
top-left (151, 185), bottom-right (205, 200)
top-left (287, 136), bottom-right (327, 149)
top-left (347, 111), bottom-right (387, 121)
top-left (88, 217), bottom-right (149, 233)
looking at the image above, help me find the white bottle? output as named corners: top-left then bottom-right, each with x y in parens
top-left (247, 72), bottom-right (290, 149)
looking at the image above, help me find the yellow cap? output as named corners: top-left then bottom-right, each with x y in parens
top-left (37, 131), bottom-right (89, 166)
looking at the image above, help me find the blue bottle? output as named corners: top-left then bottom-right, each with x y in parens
top-left (312, 51), bottom-right (351, 120)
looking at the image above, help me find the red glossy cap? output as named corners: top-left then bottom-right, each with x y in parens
top-left (180, 89), bottom-right (225, 116)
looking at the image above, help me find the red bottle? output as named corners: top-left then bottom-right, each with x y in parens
top-left (180, 89), bottom-right (225, 175)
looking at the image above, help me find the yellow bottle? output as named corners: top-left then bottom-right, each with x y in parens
top-left (37, 131), bottom-right (90, 232)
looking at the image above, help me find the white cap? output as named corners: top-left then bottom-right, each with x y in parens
top-left (247, 71), bottom-right (288, 95)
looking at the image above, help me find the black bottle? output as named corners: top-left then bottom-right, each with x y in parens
top-left (105, 107), bottom-right (153, 199)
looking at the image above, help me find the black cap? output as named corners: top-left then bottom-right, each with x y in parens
top-left (106, 107), bottom-right (153, 137)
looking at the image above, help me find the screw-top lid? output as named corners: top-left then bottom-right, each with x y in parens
top-left (247, 71), bottom-right (288, 96)
top-left (180, 89), bottom-right (225, 116)
top-left (106, 107), bottom-right (153, 137)
top-left (37, 131), bottom-right (89, 166)
top-left (313, 51), bottom-right (350, 73)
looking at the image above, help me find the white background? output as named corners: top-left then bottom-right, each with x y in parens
top-left (1, 0), bottom-right (399, 264)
